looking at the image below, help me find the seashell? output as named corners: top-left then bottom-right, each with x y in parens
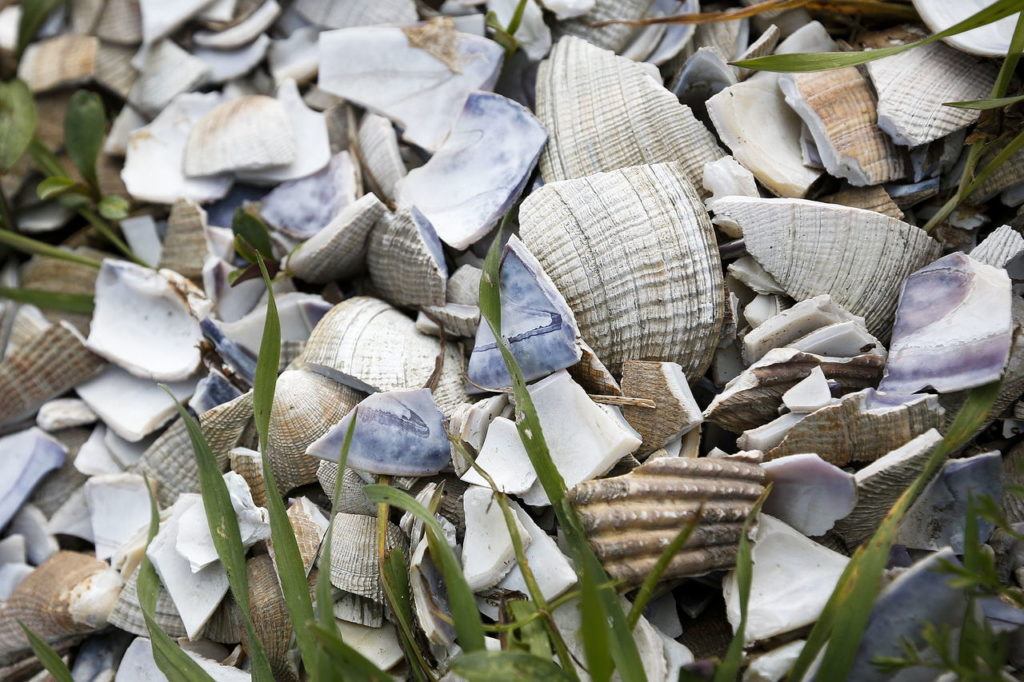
top-left (267, 369), bottom-right (362, 493)
top-left (742, 294), bottom-right (866, 364)
top-left (4, 303), bottom-right (53, 354)
top-left (77, 368), bottom-right (195, 445)
top-left (416, 304), bottom-right (479, 339)
top-left (787, 320), bottom-right (886, 359)
top-left (193, 0), bottom-right (281, 49)
top-left (127, 40), bottom-right (211, 116)
top-left (779, 68), bottom-right (907, 186)
top-left (727, 256), bottom-right (786, 297)
top-left (762, 388), bottom-right (944, 466)
top-left (189, 370), bottom-right (242, 416)
top-left (461, 486), bottom-right (532, 591)
top-left (734, 23), bottom-right (780, 79)
top-left (833, 428), bottom-right (941, 548)
top-left (276, 497), bottom-right (328, 576)
top-left (557, 0), bottom-right (654, 53)
top-left (519, 162), bottom-right (724, 376)
top-left (48, 488), bottom-right (96, 542)
top-left (159, 199), bottom-right (209, 282)
top-left (537, 37), bottom-right (723, 190)
top-left (619, 361), bottom-right (702, 456)
top-left (321, 513), bottom-right (405, 606)
top-left (568, 338), bottom-right (622, 396)
top-left (184, 95), bottom-right (295, 178)
top-left (881, 252), bottom-right (1012, 394)
top-left (123, 92), bottom-right (233, 205)
top-left (356, 114), bottom-right (406, 205)
top-left (0, 322), bottom-right (104, 426)
top-left (460, 416), bottom-right (537, 494)
top-left (0, 564), bottom-right (35, 601)
top-left (139, 0), bottom-right (213, 43)
top-left (30, 426), bottom-right (89, 517)
top-left (702, 156), bottom-right (759, 234)
top-left (568, 457), bottom-right (767, 586)
top-left (9, 504), bottom-right (59, 565)
top-left (95, 0), bottom-right (143, 46)
top-left (194, 34), bottom-right (271, 85)
top-left (294, 0), bottom-right (416, 28)
top-left (94, 42), bottom-right (139, 100)
top-left (467, 235), bottom-right (581, 391)
top-left (710, 197), bottom-right (941, 335)
top-left (243, 554), bottom-right (300, 680)
top-left (704, 348), bottom-right (884, 433)
top-left (971, 225), bottom-right (1024, 269)
top-left (911, 0), bottom-right (1016, 57)
top-left (367, 208), bottom-right (448, 308)
top-left (397, 92), bottom-right (546, 250)
top-left (0, 552), bottom-right (123, 664)
top-left (285, 193), bottom-right (386, 283)
top-left (821, 185), bottom-right (904, 220)
top-left (969, 145), bottom-right (1024, 204)
top-left (866, 41), bottom-right (997, 147)
top-left (118, 214), bottom-right (162, 267)
top-left (761, 453), bottom-right (857, 536)
top-left (260, 150), bottom-right (357, 240)
top-left (333, 621), bottom-right (403, 671)
top-left (743, 294), bottom-right (789, 330)
top-left (118, 636), bottom-right (250, 681)
top-left (220, 292), bottom-right (330, 357)
top-left (318, 23), bottom-right (504, 152)
top-left (448, 395), bottom-right (507, 465)
top-left (307, 388), bottom-right (449, 477)
top-left (17, 34), bottom-right (98, 93)
top-left (108, 566), bottom-right (186, 639)
top-left (269, 26), bottom-right (319, 86)
top-left (0, 428), bottom-right (66, 530)
top-left (543, 0), bottom-right (595, 19)
top-left (780, 365), bottom-right (832, 413)
top-left (671, 47), bottom-right (737, 124)
top-left (175, 474), bottom-right (269, 574)
top-left (228, 447), bottom-right (267, 508)
top-left (84, 473), bottom-right (153, 561)
top-left (723, 515), bottom-right (848, 644)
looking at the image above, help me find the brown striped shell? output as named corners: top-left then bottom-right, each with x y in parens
top-left (158, 198), bottom-right (208, 281)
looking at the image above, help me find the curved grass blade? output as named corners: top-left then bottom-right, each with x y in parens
top-left (138, 483), bottom-right (217, 682)
top-left (627, 505), bottom-right (704, 629)
top-left (945, 93), bottom-right (1024, 110)
top-left (0, 79), bottom-right (37, 173)
top-left (787, 380), bottom-right (1002, 681)
top-left (363, 484), bottom-right (486, 652)
top-left (163, 390), bottom-right (275, 682)
top-left (308, 623), bottom-right (393, 682)
top-left (64, 90), bottom-right (105, 193)
top-left (733, 0), bottom-right (1024, 72)
top-left (452, 650), bottom-right (576, 681)
top-left (0, 229), bottom-right (101, 268)
top-left (252, 254), bottom-right (321, 675)
top-left (0, 288), bottom-right (93, 314)
top-left (18, 622), bottom-right (72, 682)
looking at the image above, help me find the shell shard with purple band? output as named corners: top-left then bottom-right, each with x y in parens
top-left (761, 453), bottom-right (857, 536)
top-left (306, 389), bottom-right (449, 476)
top-left (880, 252), bottom-right (1012, 394)
top-left (568, 456), bottom-right (767, 587)
top-left (468, 236), bottom-right (581, 391)
top-left (396, 92), bottom-right (547, 250)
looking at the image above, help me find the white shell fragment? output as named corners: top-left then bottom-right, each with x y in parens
top-left (193, 0), bottom-right (281, 49)
top-left (742, 295), bottom-right (865, 364)
top-left (238, 79), bottom-right (330, 184)
top-left (912, 0), bottom-right (1017, 57)
top-left (761, 454), bottom-right (857, 536)
top-left (881, 252), bottom-right (1012, 394)
top-left (397, 92), bottom-right (546, 250)
top-left (285, 192), bottom-right (387, 283)
top-left (139, 0), bottom-right (213, 44)
top-left (460, 417), bottom-right (537, 494)
top-left (318, 22), bottom-right (504, 152)
top-left (0, 428), bottom-right (66, 530)
top-left (84, 474), bottom-right (152, 560)
top-left (36, 398), bottom-right (97, 431)
top-left (461, 486), bottom-right (532, 591)
top-left (175, 473), bottom-right (269, 572)
top-left (184, 95), bottom-right (296, 177)
top-left (128, 39), bottom-right (211, 116)
top-left (494, 502), bottom-right (576, 602)
top-left (76, 367), bottom-right (195, 442)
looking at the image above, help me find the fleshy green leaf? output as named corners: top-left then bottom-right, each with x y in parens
top-left (36, 176), bottom-right (85, 201)
top-left (64, 90), bottom-right (106, 191)
top-left (0, 229), bottom-right (101, 268)
top-left (308, 623), bottom-right (393, 682)
top-left (233, 209), bottom-right (275, 263)
top-left (945, 93), bottom-right (1024, 110)
top-left (0, 80), bottom-right (37, 172)
top-left (98, 195), bottom-right (130, 221)
top-left (0, 287), bottom-right (93, 314)
top-left (18, 622), bottom-right (72, 682)
top-left (451, 650), bottom-right (576, 681)
top-left (363, 484), bottom-right (487, 652)
top-left (15, 0), bottom-right (64, 57)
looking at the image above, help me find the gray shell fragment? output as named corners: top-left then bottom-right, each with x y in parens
top-left (0, 428), bottom-right (67, 530)
top-left (259, 151), bottom-right (357, 239)
top-left (468, 236), bottom-right (581, 391)
top-left (307, 389), bottom-right (449, 476)
top-left (761, 453), bottom-right (856, 537)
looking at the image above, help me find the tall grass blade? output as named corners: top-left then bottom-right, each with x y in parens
top-left (452, 650), bottom-right (576, 681)
top-left (945, 93), bottom-right (1024, 110)
top-left (733, 0), bottom-right (1024, 72)
top-left (19, 622), bottom-right (72, 682)
top-left (787, 380), bottom-right (1002, 681)
top-left (0, 288), bottom-right (93, 314)
top-left (505, 600), bottom-right (552, 659)
top-left (363, 484), bottom-right (486, 652)
top-left (627, 508), bottom-right (703, 629)
top-left (163, 391), bottom-right (275, 682)
top-left (0, 230), bottom-right (101, 268)
top-left (379, 546), bottom-right (432, 682)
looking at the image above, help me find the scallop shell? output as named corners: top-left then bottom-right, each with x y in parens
top-left (184, 96), bottom-right (295, 177)
top-left (704, 349), bottom-right (885, 433)
top-left (107, 565), bottom-right (186, 639)
top-left (127, 39), bottom-right (211, 116)
top-left (158, 199), bottom-right (209, 282)
top-left (866, 41), bottom-right (997, 147)
top-left (779, 68), bottom-right (907, 186)
top-left (267, 369), bottom-right (362, 495)
top-left (568, 457), bottom-right (767, 587)
top-left (320, 514), bottom-right (406, 605)
top-left (619, 361), bottom-right (702, 457)
top-left (0, 322), bottom-right (104, 427)
top-left (229, 447), bottom-right (268, 508)
top-left (821, 186), bottom-right (904, 220)
top-left (518, 162), bottom-right (724, 377)
top-left (537, 37), bottom-right (723, 191)
top-left (301, 297), bottom-right (467, 413)
top-left (355, 114), bottom-right (406, 205)
top-left (18, 35), bottom-right (98, 93)
top-left (557, 0), bottom-right (654, 52)
top-left (366, 208), bottom-right (447, 309)
top-left (710, 197), bottom-right (941, 335)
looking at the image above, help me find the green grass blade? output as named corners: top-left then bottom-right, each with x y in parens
top-left (308, 623), bottom-right (393, 681)
top-left (452, 650), bottom-right (576, 681)
top-left (945, 93), bottom-right (1024, 110)
top-left (138, 483), bottom-right (217, 682)
top-left (163, 391), bottom-right (275, 682)
top-left (252, 254), bottom-right (322, 675)
top-left (363, 484), bottom-right (486, 652)
top-left (628, 507), bottom-right (703, 629)
top-left (0, 288), bottom-right (93, 314)
top-left (15, 0), bottom-right (63, 57)
top-left (379, 546), bottom-right (432, 682)
top-left (0, 79), bottom-right (37, 172)
top-left (787, 381), bottom-right (1002, 681)
top-left (733, 0), bottom-right (1024, 72)
top-left (18, 622), bottom-right (72, 682)
top-left (506, 600), bottom-right (553, 659)
top-left (0, 230), bottom-right (101, 268)
top-left (580, 565), bottom-right (614, 682)
top-left (64, 90), bottom-right (105, 192)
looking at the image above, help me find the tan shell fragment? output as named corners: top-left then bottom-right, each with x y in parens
top-left (356, 113), bottom-right (407, 204)
top-left (321, 514), bottom-right (406, 605)
top-left (184, 96), bottom-right (295, 177)
top-left (558, 0), bottom-right (654, 52)
top-left (108, 565), bottom-right (186, 639)
top-left (710, 197), bottom-right (941, 335)
top-left (243, 554), bottom-right (302, 682)
top-left (536, 36), bottom-right (723, 190)
top-left (366, 209), bottom-right (447, 308)
top-left (518, 163), bottom-right (724, 377)
top-left (230, 448), bottom-right (268, 508)
top-left (158, 199), bottom-right (208, 281)
top-left (568, 457), bottom-right (767, 586)
top-left (95, 0), bottom-right (142, 45)
top-left (18, 35), bottom-right (99, 93)
top-left (704, 349), bottom-right (885, 433)
top-left (287, 193), bottom-right (387, 284)
top-left (821, 186), bottom-right (904, 220)
top-left (620, 361), bottom-right (702, 457)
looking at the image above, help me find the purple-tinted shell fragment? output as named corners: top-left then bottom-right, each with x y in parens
top-left (761, 453), bottom-right (857, 537)
top-left (468, 236), bottom-right (581, 391)
top-left (260, 151), bottom-right (356, 239)
top-left (306, 388), bottom-right (449, 476)
top-left (880, 252), bottom-right (1012, 394)
top-left (0, 428), bottom-right (66, 529)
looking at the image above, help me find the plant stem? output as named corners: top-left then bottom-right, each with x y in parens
top-left (79, 207), bottom-right (146, 266)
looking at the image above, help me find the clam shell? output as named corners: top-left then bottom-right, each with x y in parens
top-left (366, 208), bottom-right (448, 308)
top-left (95, 0), bottom-right (143, 46)
top-left (557, 0), bottom-right (654, 52)
top-left (537, 37), bottom-right (723, 190)
top-left (355, 114), bottom-right (406, 205)
top-left (710, 197), bottom-right (941, 335)
top-left (184, 95), bottom-right (296, 177)
top-left (301, 297), bottom-right (468, 413)
top-left (108, 565), bottom-right (186, 639)
top-left (0, 428), bottom-right (66, 530)
top-left (158, 199), bottom-right (209, 282)
top-left (443, 264), bottom-right (482, 307)
top-left (568, 457), bottom-right (767, 586)
top-left (821, 185), bottom-right (904, 220)
top-left (18, 34), bottom-right (98, 93)
top-left (127, 39), bottom-right (211, 116)
top-left (742, 294), bottom-right (867, 364)
top-left (971, 225), bottom-right (1024, 269)
top-left (243, 554), bottom-right (300, 681)
top-left (320, 514), bottom-right (405, 605)
top-left (316, 464), bottom-right (376, 517)
top-left (276, 497), bottom-right (328, 576)
top-left (619, 361), bottom-right (702, 456)
top-left (519, 162), bottom-right (724, 377)
top-left (294, 0), bottom-right (415, 28)
top-left (285, 193), bottom-right (387, 284)
top-left (193, 0), bottom-right (281, 48)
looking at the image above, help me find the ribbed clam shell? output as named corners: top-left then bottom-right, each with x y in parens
top-left (558, 0), bottom-right (654, 52)
top-left (417, 304), bottom-right (479, 338)
top-left (230, 448), bottom-right (268, 508)
top-left (158, 199), bottom-right (208, 281)
top-left (537, 37), bottom-right (723, 190)
top-left (568, 457), bottom-right (767, 586)
top-left (267, 369), bottom-right (363, 495)
top-left (969, 145), bottom-right (1024, 204)
top-left (704, 349), bottom-right (885, 433)
top-left (0, 322), bottom-right (104, 426)
top-left (518, 163), bottom-right (724, 377)
top-left (709, 197), bottom-right (941, 336)
top-left (243, 554), bottom-right (299, 681)
top-left (971, 225), bottom-right (1024, 268)
top-left (321, 514), bottom-right (405, 604)
top-left (568, 339), bottom-right (622, 396)
top-left (184, 95), bottom-right (295, 177)
top-left (300, 297), bottom-right (467, 414)
top-left (356, 114), bottom-right (406, 205)
top-left (95, 0), bottom-right (142, 46)
top-left (286, 193), bottom-right (387, 284)
top-left (94, 42), bottom-right (137, 100)
top-left (316, 463), bottom-right (376, 517)
top-left (366, 208), bottom-right (447, 308)
top-left (108, 565), bottom-right (186, 639)
top-left (821, 186), bottom-right (903, 220)
top-left (18, 35), bottom-right (98, 93)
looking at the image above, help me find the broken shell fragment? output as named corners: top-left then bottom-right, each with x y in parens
top-left (461, 486), bottom-right (532, 591)
top-left (238, 79), bottom-right (330, 184)
top-left (780, 366), bottom-right (832, 414)
top-left (260, 151), bottom-right (357, 240)
top-left (761, 453), bottom-right (857, 536)
top-left (193, 0), bottom-right (281, 49)
top-left (184, 95), bottom-right (296, 177)
top-left (367, 208), bottom-right (448, 309)
top-left (0, 428), bottom-right (67, 530)
top-left (911, 0), bottom-right (1016, 57)
top-left (742, 294), bottom-right (866, 364)
top-left (84, 473), bottom-right (153, 561)
top-left (128, 40), bottom-right (211, 117)
top-left (76, 366), bottom-right (196, 442)
top-left (619, 361), bottom-right (702, 456)
top-left (460, 417), bottom-right (537, 494)
top-left (18, 34), bottom-right (99, 93)
top-left (356, 113), bottom-right (406, 204)
top-left (285, 193), bottom-right (387, 284)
